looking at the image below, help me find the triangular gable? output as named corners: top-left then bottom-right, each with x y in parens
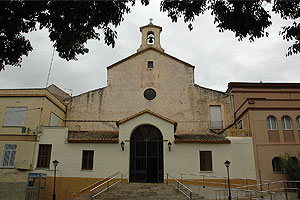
top-left (107, 48), bottom-right (195, 69)
top-left (116, 109), bottom-right (177, 129)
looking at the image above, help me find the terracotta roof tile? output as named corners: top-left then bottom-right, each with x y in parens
top-left (174, 134), bottom-right (230, 144)
top-left (68, 131), bottom-right (119, 143)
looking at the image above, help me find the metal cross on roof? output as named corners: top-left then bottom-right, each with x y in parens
top-left (149, 18), bottom-right (153, 24)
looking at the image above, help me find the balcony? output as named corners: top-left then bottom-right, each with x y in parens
top-left (227, 129), bottom-right (252, 137)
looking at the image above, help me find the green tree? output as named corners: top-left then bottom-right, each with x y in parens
top-left (280, 152), bottom-right (300, 181)
top-left (0, 0), bottom-right (149, 71)
top-left (160, 0), bottom-right (300, 55)
top-left (0, 0), bottom-right (299, 71)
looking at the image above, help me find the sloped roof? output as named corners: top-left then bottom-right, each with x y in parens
top-left (68, 131), bottom-right (119, 143)
top-left (107, 47), bottom-right (194, 69)
top-left (174, 134), bottom-right (230, 144)
top-left (117, 109), bottom-right (177, 127)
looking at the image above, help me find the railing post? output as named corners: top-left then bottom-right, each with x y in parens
top-left (167, 173), bottom-right (169, 185)
top-left (181, 173), bottom-right (183, 184)
top-left (284, 180), bottom-right (288, 200)
top-left (91, 190), bottom-right (93, 200)
top-left (107, 181), bottom-right (109, 191)
top-left (189, 190), bottom-right (192, 200)
top-left (267, 182), bottom-right (272, 200)
top-left (178, 182), bottom-right (180, 192)
top-left (121, 173), bottom-right (123, 183)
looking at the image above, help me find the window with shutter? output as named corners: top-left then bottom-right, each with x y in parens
top-left (82, 150), bottom-right (94, 170)
top-left (4, 107), bottom-right (27, 126)
top-left (37, 144), bottom-right (52, 168)
top-left (281, 116), bottom-right (292, 130)
top-left (50, 113), bottom-right (58, 126)
top-left (200, 151), bottom-right (212, 171)
top-left (267, 116), bottom-right (278, 130)
top-left (210, 106), bottom-right (222, 129)
top-left (0, 144), bottom-right (17, 168)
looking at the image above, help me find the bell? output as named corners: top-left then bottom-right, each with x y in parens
top-left (148, 35), bottom-right (154, 44)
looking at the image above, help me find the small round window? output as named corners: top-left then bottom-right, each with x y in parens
top-left (144, 88), bottom-right (156, 100)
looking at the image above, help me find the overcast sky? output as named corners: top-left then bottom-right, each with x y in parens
top-left (1, 1), bottom-right (299, 96)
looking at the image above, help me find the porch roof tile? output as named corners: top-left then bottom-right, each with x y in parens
top-left (174, 134), bottom-right (230, 144)
top-left (67, 131), bottom-right (119, 143)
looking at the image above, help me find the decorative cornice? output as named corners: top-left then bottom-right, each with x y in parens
top-left (107, 48), bottom-right (194, 69)
top-left (117, 109), bottom-right (177, 127)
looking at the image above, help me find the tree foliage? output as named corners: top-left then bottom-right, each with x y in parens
top-left (161, 0), bottom-right (300, 54)
top-left (0, 0), bottom-right (299, 71)
top-left (280, 152), bottom-right (300, 181)
top-left (0, 0), bottom-right (149, 71)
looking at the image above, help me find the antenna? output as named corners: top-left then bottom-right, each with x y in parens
top-left (64, 88), bottom-right (73, 97)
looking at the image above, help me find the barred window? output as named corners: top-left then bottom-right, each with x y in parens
top-left (0, 144), bottom-right (17, 167)
top-left (37, 144), bottom-right (52, 168)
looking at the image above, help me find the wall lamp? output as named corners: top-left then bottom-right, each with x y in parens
top-left (120, 141), bottom-right (125, 151)
top-left (168, 141), bottom-right (172, 151)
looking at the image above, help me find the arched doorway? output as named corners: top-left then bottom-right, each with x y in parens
top-left (129, 125), bottom-right (163, 183)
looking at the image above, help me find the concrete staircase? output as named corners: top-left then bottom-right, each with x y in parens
top-left (76, 182), bottom-right (204, 200)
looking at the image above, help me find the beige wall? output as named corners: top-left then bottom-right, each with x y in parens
top-left (0, 141), bottom-right (35, 174)
top-left (229, 84), bottom-right (300, 181)
top-left (0, 89), bottom-right (66, 134)
top-left (66, 50), bottom-right (233, 134)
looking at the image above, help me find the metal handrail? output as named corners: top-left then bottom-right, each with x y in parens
top-left (89, 171), bottom-right (122, 199)
top-left (180, 172), bottom-right (273, 183)
top-left (214, 180), bottom-right (300, 199)
top-left (166, 173), bottom-right (193, 199)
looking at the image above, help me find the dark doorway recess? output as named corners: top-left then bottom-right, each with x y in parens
top-left (130, 125), bottom-right (163, 183)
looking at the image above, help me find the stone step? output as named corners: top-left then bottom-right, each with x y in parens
top-left (76, 183), bottom-right (204, 200)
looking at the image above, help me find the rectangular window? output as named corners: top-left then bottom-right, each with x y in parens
top-left (0, 144), bottom-right (17, 167)
top-left (4, 107), bottom-right (27, 126)
top-left (148, 61), bottom-right (153, 69)
top-left (37, 144), bottom-right (52, 168)
top-left (82, 150), bottom-right (94, 170)
top-left (50, 113), bottom-right (58, 126)
top-left (210, 105), bottom-right (222, 129)
top-left (237, 120), bottom-right (244, 129)
top-left (200, 151), bottom-right (212, 171)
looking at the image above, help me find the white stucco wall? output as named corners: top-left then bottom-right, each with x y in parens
top-left (168, 137), bottom-right (256, 179)
top-left (33, 115), bottom-right (256, 182)
top-left (33, 127), bottom-right (123, 179)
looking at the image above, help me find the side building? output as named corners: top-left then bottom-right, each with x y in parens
top-left (227, 82), bottom-right (300, 181)
top-left (0, 84), bottom-right (69, 199)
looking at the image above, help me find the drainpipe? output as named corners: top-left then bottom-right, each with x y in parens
top-left (230, 94), bottom-right (236, 128)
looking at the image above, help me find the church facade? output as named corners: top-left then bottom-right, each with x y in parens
top-left (33, 23), bottom-right (255, 199)
top-left (0, 23), bottom-right (257, 199)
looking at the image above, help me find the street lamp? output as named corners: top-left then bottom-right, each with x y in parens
top-left (224, 160), bottom-right (232, 200)
top-left (53, 160), bottom-right (59, 200)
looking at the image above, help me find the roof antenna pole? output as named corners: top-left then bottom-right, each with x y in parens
top-left (46, 48), bottom-right (55, 87)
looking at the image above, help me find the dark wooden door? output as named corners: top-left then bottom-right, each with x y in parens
top-left (129, 125), bottom-right (163, 183)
